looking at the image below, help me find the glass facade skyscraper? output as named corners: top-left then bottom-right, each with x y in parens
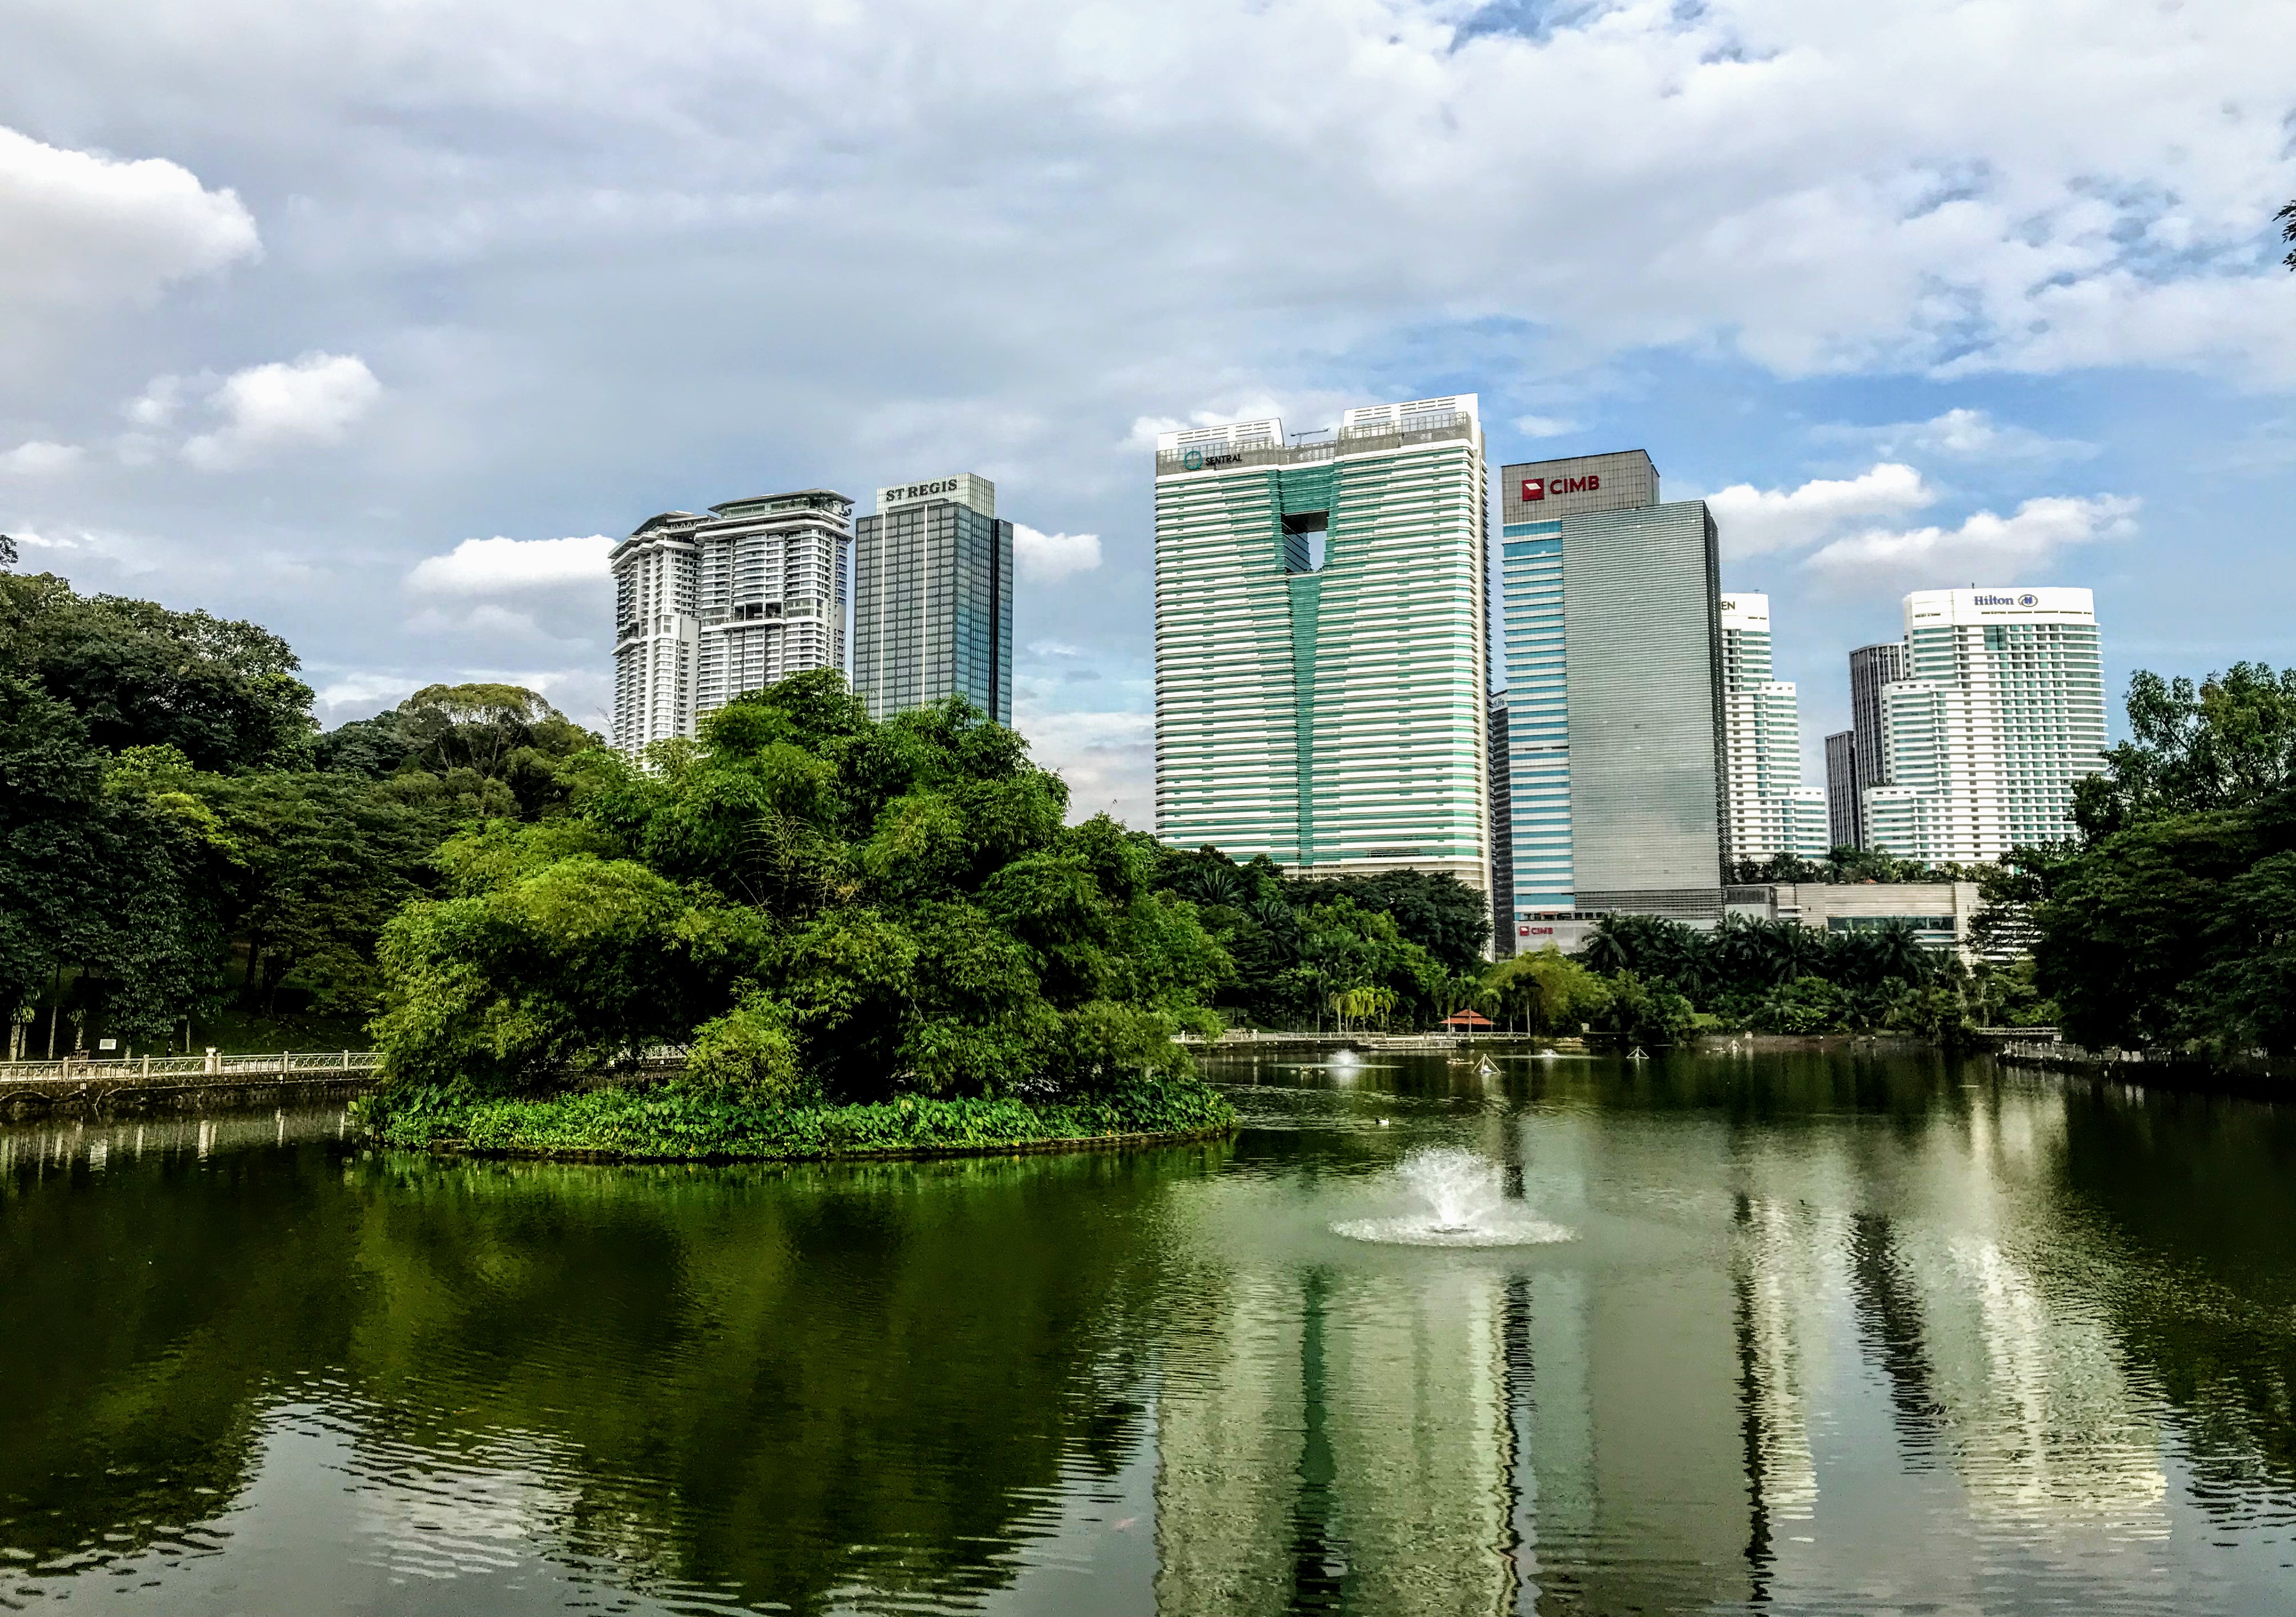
top-left (1842, 640), bottom-right (1906, 848)
top-left (1153, 396), bottom-right (1491, 891)
top-left (1864, 588), bottom-right (2107, 861)
top-left (853, 473), bottom-right (1014, 724)
top-left (1496, 451), bottom-right (1727, 933)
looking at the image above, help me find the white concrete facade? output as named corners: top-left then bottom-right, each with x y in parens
top-left (1719, 594), bottom-right (1828, 864)
top-left (611, 489), bottom-right (853, 755)
top-left (1864, 588), bottom-right (2108, 864)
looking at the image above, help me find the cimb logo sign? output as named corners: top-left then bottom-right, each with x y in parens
top-left (1520, 474), bottom-right (1600, 503)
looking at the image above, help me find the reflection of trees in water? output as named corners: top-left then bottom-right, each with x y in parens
top-left (0, 1134), bottom-right (1202, 1613)
top-left (0, 1136), bottom-right (366, 1574)
top-left (340, 1148), bottom-right (1185, 1612)
top-left (2052, 1087), bottom-right (2296, 1502)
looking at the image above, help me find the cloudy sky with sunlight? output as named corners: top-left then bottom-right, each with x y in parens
top-left (5, 0), bottom-right (2294, 824)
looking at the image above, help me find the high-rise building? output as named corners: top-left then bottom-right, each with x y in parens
top-left (611, 489), bottom-right (853, 755)
top-left (1823, 729), bottom-right (1857, 850)
top-left (1717, 594), bottom-right (1829, 866)
top-left (1495, 450), bottom-right (1726, 933)
top-left (1844, 640), bottom-right (1905, 847)
top-left (853, 473), bottom-right (1014, 724)
top-left (1487, 689), bottom-right (1514, 957)
top-left (1864, 588), bottom-right (2107, 863)
top-left (1153, 396), bottom-right (1491, 892)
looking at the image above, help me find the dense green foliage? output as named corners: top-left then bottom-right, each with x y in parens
top-left (1727, 845), bottom-right (1993, 886)
top-left (2024, 664), bottom-right (2296, 1057)
top-left (365, 670), bottom-right (1231, 1126)
top-left (0, 573), bottom-right (595, 1053)
top-left (1149, 846), bottom-right (1487, 1026)
top-left (366, 1070), bottom-right (1233, 1160)
top-left (1574, 910), bottom-right (1988, 1037)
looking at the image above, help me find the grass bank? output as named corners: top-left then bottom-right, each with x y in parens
top-left (361, 1072), bottom-right (1238, 1162)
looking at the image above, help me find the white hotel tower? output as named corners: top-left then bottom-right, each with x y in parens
top-left (611, 489), bottom-right (853, 753)
top-left (1719, 594), bottom-right (1829, 864)
top-left (1864, 588), bottom-right (2107, 862)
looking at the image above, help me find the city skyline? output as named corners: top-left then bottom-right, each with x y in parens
top-left (3, 2), bottom-right (2290, 826)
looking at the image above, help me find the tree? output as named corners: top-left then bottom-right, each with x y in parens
top-left (317, 682), bottom-right (600, 821)
top-left (370, 679), bottom-right (1234, 1101)
top-left (2281, 198), bottom-right (2296, 271)
top-left (2074, 665), bottom-right (2296, 837)
top-left (196, 771), bottom-right (452, 1013)
top-left (1483, 946), bottom-right (1610, 1034)
top-left (0, 535), bottom-right (16, 570)
top-left (0, 573), bottom-right (315, 772)
top-left (1280, 868), bottom-right (1489, 969)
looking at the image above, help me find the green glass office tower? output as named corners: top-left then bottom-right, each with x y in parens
top-left (854, 472), bottom-right (1014, 724)
top-left (1153, 397), bottom-right (1491, 891)
top-left (1496, 451), bottom-right (1727, 932)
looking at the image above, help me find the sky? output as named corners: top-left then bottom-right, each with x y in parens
top-left (3, 0), bottom-right (2294, 828)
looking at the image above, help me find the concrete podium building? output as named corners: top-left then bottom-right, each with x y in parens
top-left (611, 489), bottom-right (854, 754)
top-left (1152, 396), bottom-right (1492, 891)
top-left (1494, 450), bottom-right (1727, 937)
top-left (853, 472), bottom-right (1014, 724)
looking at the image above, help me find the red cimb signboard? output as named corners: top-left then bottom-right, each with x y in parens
top-left (1520, 474), bottom-right (1599, 503)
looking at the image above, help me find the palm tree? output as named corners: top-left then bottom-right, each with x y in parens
top-left (2281, 199), bottom-right (2296, 271)
top-left (1581, 917), bottom-right (1632, 974)
top-left (1186, 864), bottom-right (1246, 908)
top-left (1868, 918), bottom-right (1933, 988)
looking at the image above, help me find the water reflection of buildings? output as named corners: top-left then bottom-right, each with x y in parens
top-left (1150, 1091), bottom-right (2179, 1615)
top-left (1153, 1114), bottom-right (1759, 1616)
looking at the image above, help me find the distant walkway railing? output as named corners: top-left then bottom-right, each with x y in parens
top-left (0, 1050), bottom-right (382, 1084)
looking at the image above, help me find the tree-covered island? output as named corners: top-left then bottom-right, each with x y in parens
top-left (362, 670), bottom-right (1239, 1159)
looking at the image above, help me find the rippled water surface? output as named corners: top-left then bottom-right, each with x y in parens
top-left (5, 1050), bottom-right (2296, 1614)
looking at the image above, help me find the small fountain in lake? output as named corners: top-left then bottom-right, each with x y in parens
top-left (1332, 1146), bottom-right (1575, 1247)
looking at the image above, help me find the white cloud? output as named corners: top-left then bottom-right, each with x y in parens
top-left (122, 375), bottom-right (186, 428)
top-left (1827, 408), bottom-right (2094, 463)
top-left (1015, 524), bottom-right (1102, 583)
top-left (407, 533), bottom-right (615, 594)
top-left (404, 603), bottom-right (555, 640)
top-left (1014, 701), bottom-right (1155, 828)
top-left (181, 352), bottom-right (381, 471)
top-left (313, 672), bottom-right (414, 721)
top-left (0, 125), bottom-right (258, 313)
top-left (1705, 463), bottom-right (1935, 559)
top-left (1805, 493), bottom-right (2140, 594)
top-left (3, 527), bottom-right (78, 551)
top-left (1028, 639), bottom-right (1084, 658)
top-left (1512, 415), bottom-right (1580, 439)
top-left (0, 440), bottom-right (85, 476)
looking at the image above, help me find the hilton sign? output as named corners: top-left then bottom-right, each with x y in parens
top-left (1520, 474), bottom-right (1600, 503)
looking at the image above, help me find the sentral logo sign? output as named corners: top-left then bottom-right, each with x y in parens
top-left (1520, 473), bottom-right (1599, 502)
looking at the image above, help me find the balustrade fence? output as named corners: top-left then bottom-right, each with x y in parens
top-left (0, 1050), bottom-right (383, 1084)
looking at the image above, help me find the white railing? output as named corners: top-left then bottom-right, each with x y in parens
top-left (0, 1050), bottom-right (383, 1084)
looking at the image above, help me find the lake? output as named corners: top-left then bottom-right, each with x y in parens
top-left (3, 1049), bottom-right (2294, 1615)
